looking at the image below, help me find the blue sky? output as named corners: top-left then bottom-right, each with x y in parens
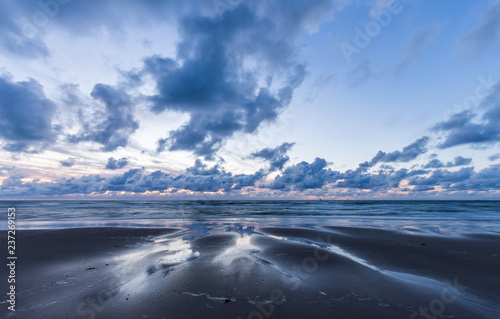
top-left (1, 0), bottom-right (499, 199)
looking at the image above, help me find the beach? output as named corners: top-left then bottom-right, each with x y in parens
top-left (3, 223), bottom-right (500, 319)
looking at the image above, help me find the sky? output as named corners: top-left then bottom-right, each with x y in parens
top-left (0, 0), bottom-right (500, 199)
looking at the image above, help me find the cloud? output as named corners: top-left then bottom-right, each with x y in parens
top-left (1, 163), bottom-right (266, 196)
top-left (423, 156), bottom-right (472, 169)
top-left (105, 166), bottom-right (265, 193)
top-left (337, 142), bottom-right (430, 190)
top-left (0, 174), bottom-right (105, 196)
top-left (406, 164), bottom-right (500, 192)
top-left (408, 167), bottom-right (474, 190)
top-left (356, 150), bottom-right (386, 171)
top-left (305, 73), bottom-right (336, 102)
top-left (3, 0), bottom-right (500, 199)
top-left (450, 164), bottom-right (500, 191)
top-left (346, 60), bottom-right (372, 88)
top-left (0, 74), bottom-right (57, 153)
top-left (370, 136), bottom-right (430, 164)
top-left (105, 157), bottom-right (129, 170)
top-left (250, 142), bottom-right (295, 172)
top-left (2, 0), bottom-right (334, 159)
top-left (450, 156), bottom-right (472, 167)
top-left (423, 158), bottom-right (444, 169)
top-left (2, 155), bottom-right (500, 197)
top-left (396, 22), bottom-right (444, 74)
top-left (433, 81), bottom-right (500, 148)
top-left (185, 159), bottom-right (221, 176)
top-left (0, 0), bottom-right (195, 59)
top-left (60, 158), bottom-right (76, 167)
top-left (346, 138), bottom-right (430, 185)
top-left (432, 111), bottom-right (498, 148)
top-left (337, 167), bottom-right (426, 190)
top-left (68, 84), bottom-right (139, 151)
top-left (458, 2), bottom-right (500, 56)
top-left (268, 158), bottom-right (338, 190)
top-left (0, 166), bottom-right (17, 177)
top-left (334, 139), bottom-right (431, 190)
top-left (489, 153), bottom-right (500, 161)
top-left (0, 1), bottom-right (50, 59)
top-left (137, 1), bottom-right (333, 158)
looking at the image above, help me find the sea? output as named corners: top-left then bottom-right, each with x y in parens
top-left (1, 200), bottom-right (500, 237)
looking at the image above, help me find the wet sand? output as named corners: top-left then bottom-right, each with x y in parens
top-left (2, 225), bottom-right (500, 318)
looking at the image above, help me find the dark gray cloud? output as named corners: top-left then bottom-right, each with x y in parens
top-left (357, 150), bottom-right (387, 171)
top-left (1, 163), bottom-right (265, 196)
top-left (2, 0), bottom-right (333, 159)
top-left (139, 1), bottom-right (332, 158)
top-left (380, 136), bottom-right (430, 162)
top-left (68, 84), bottom-right (139, 151)
top-left (423, 158), bottom-right (444, 169)
top-left (450, 156), bottom-right (472, 167)
top-left (0, 74), bottom-right (56, 153)
top-left (396, 23), bottom-right (443, 74)
top-left (343, 138), bottom-right (430, 187)
top-left (268, 158), bottom-right (338, 190)
top-left (433, 82), bottom-right (500, 149)
top-left (489, 153), bottom-right (500, 161)
top-left (423, 156), bottom-right (472, 169)
top-left (450, 164), bottom-right (500, 191)
top-left (432, 111), bottom-right (499, 148)
top-left (105, 157), bottom-right (129, 170)
top-left (3, 157), bottom-right (500, 197)
top-left (250, 142), bottom-right (295, 172)
top-left (103, 166), bottom-right (265, 193)
top-left (458, 2), bottom-right (500, 56)
top-left (0, 174), bottom-right (105, 196)
top-left (185, 159), bottom-right (221, 176)
top-left (324, 137), bottom-right (432, 190)
top-left (60, 158), bottom-right (76, 167)
top-left (367, 136), bottom-right (430, 165)
top-left (337, 168), bottom-right (426, 190)
top-left (408, 167), bottom-right (475, 191)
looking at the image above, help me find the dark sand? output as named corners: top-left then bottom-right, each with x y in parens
top-left (2, 226), bottom-right (500, 318)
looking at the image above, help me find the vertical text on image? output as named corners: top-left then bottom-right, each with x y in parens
top-left (7, 207), bottom-right (17, 312)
